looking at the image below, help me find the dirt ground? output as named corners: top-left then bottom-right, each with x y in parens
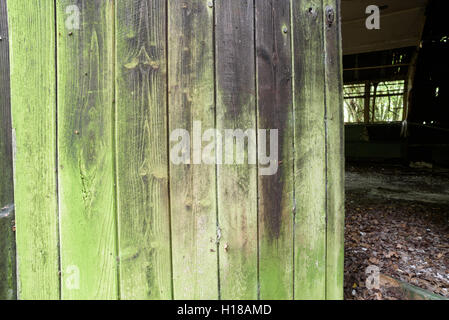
top-left (344, 163), bottom-right (449, 300)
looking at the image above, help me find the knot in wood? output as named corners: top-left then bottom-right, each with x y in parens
top-left (326, 6), bottom-right (335, 27)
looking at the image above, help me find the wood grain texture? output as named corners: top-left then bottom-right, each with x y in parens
top-left (292, 0), bottom-right (327, 300)
top-left (0, 0), bottom-right (16, 300)
top-left (6, 1), bottom-right (345, 299)
top-left (0, 0), bottom-right (13, 207)
top-left (323, 0), bottom-right (344, 300)
top-left (215, 0), bottom-right (258, 299)
top-left (255, 0), bottom-right (294, 300)
top-left (56, 0), bottom-right (117, 299)
top-left (168, 0), bottom-right (219, 299)
top-left (116, 0), bottom-right (172, 299)
top-left (7, 0), bottom-right (60, 299)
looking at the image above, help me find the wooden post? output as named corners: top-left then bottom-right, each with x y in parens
top-left (371, 83), bottom-right (378, 122)
top-left (403, 78), bottom-right (409, 120)
top-left (364, 82), bottom-right (371, 123)
top-left (404, 49), bottom-right (419, 121)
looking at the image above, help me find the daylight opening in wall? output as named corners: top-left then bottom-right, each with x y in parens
top-left (343, 80), bottom-right (405, 123)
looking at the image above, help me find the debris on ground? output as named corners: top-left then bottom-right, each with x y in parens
top-left (344, 163), bottom-right (449, 300)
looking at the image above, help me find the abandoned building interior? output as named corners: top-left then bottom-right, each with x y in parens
top-left (341, 0), bottom-right (448, 299)
top-left (0, 0), bottom-right (447, 301)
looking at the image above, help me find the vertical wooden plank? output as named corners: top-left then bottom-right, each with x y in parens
top-left (255, 0), bottom-right (294, 299)
top-left (323, 0), bottom-right (344, 300)
top-left (168, 0), bottom-right (218, 299)
top-left (216, 0), bottom-right (258, 299)
top-left (291, 0), bottom-right (327, 300)
top-left (56, 0), bottom-right (117, 299)
top-left (116, 0), bottom-right (172, 299)
top-left (0, 0), bottom-right (13, 208)
top-left (0, 0), bottom-right (16, 300)
top-left (7, 0), bottom-right (60, 299)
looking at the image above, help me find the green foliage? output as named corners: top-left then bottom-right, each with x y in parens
top-left (344, 80), bottom-right (405, 123)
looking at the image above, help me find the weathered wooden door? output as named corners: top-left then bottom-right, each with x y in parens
top-left (5, 0), bottom-right (344, 300)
